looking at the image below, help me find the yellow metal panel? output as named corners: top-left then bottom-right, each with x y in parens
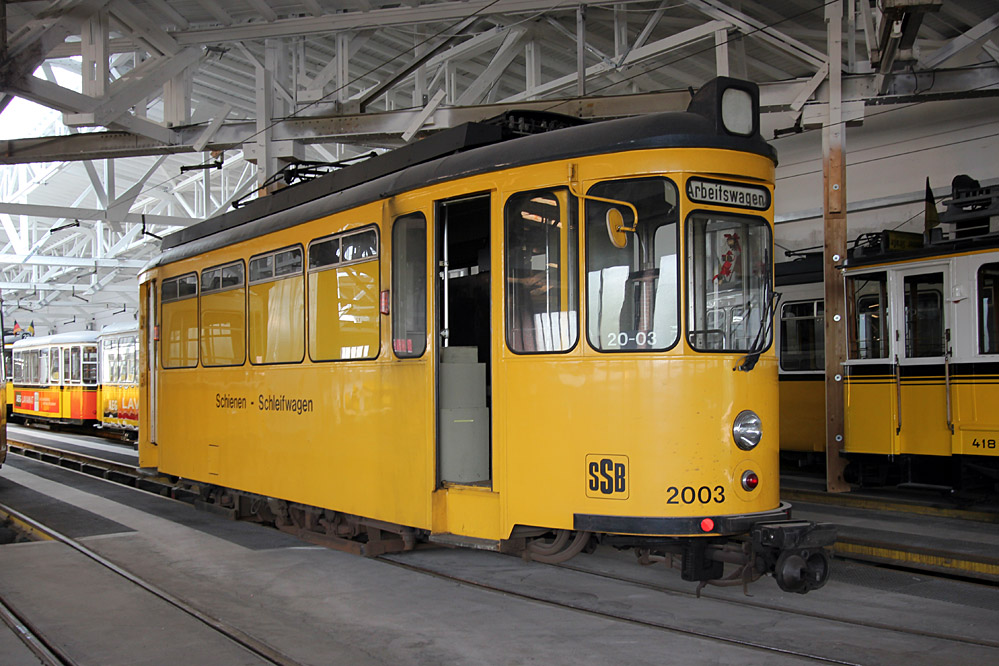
top-left (156, 360), bottom-right (434, 530)
top-left (779, 378), bottom-right (825, 452)
top-left (498, 354), bottom-right (781, 535)
top-left (433, 486), bottom-right (501, 539)
top-left (898, 381), bottom-right (951, 456)
top-left (844, 377), bottom-right (897, 455)
top-left (249, 277), bottom-right (304, 364)
top-left (99, 384), bottom-right (139, 428)
top-left (201, 289), bottom-right (246, 366)
top-left (953, 380), bottom-right (999, 456)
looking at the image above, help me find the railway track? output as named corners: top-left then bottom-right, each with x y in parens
top-left (0, 500), bottom-right (301, 666)
top-left (381, 550), bottom-right (999, 666)
top-left (0, 590), bottom-right (68, 666)
top-left (3, 428), bottom-right (999, 664)
top-left (9, 428), bottom-right (998, 583)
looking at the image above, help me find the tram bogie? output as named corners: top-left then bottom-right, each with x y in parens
top-left (139, 77), bottom-right (834, 592)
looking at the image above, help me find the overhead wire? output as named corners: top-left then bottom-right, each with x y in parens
top-left (125, 0), bottom-right (829, 208)
top-left (101, 2), bottom-right (998, 229)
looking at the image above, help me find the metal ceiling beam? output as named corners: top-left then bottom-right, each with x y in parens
top-left (0, 0), bottom-right (115, 85)
top-left (2, 65), bottom-right (998, 165)
top-left (65, 47), bottom-right (204, 128)
top-left (9, 75), bottom-right (180, 143)
top-left (109, 0), bottom-right (183, 57)
top-left (690, 0), bottom-right (826, 68)
top-left (921, 9), bottom-right (999, 69)
top-left (0, 201), bottom-right (190, 227)
top-left (168, 0), bottom-right (634, 44)
top-left (0, 280), bottom-right (136, 293)
top-left (0, 254), bottom-right (145, 269)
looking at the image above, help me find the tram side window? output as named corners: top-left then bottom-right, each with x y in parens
top-left (392, 214), bottom-right (427, 358)
top-left (586, 178), bottom-right (679, 351)
top-left (83, 345), bottom-right (98, 385)
top-left (250, 246), bottom-right (305, 364)
top-left (124, 336), bottom-right (138, 383)
top-left (308, 228), bottom-right (379, 361)
top-left (49, 346), bottom-right (60, 383)
top-left (16, 349), bottom-right (40, 384)
top-left (687, 213), bottom-right (771, 352)
top-left (201, 261), bottom-right (246, 367)
top-left (102, 339), bottom-right (116, 383)
top-left (70, 346), bottom-right (82, 383)
top-left (903, 273), bottom-right (944, 358)
top-left (162, 273), bottom-right (199, 368)
top-left (780, 300), bottom-right (824, 371)
top-left (978, 263), bottom-right (999, 354)
top-left (505, 188), bottom-right (578, 353)
top-left (846, 272), bottom-right (889, 359)
top-left (38, 348), bottom-right (49, 385)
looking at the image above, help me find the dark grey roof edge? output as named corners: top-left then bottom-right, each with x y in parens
top-left (149, 110), bottom-right (776, 271)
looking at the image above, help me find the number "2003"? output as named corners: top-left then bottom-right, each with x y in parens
top-left (666, 485), bottom-right (725, 504)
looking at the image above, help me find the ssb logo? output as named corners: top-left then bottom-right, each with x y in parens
top-left (585, 454), bottom-right (629, 499)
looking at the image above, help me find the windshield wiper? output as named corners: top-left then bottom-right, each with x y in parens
top-left (735, 282), bottom-right (781, 373)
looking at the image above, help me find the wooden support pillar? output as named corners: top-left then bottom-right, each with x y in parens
top-left (824, 0), bottom-right (851, 493)
top-left (576, 6), bottom-right (586, 97)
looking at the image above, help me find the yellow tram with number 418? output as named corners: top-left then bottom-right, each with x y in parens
top-left (139, 77), bottom-right (834, 593)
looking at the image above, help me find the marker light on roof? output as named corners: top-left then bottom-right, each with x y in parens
top-left (721, 87), bottom-right (753, 136)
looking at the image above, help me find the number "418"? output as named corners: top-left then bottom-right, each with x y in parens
top-left (972, 438), bottom-right (997, 449)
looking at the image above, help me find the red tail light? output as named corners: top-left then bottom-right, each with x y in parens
top-left (741, 470), bottom-right (759, 491)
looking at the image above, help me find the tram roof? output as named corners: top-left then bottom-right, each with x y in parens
top-left (99, 322), bottom-right (139, 337)
top-left (844, 232), bottom-right (999, 270)
top-left (12, 330), bottom-right (100, 349)
top-left (151, 82), bottom-right (775, 270)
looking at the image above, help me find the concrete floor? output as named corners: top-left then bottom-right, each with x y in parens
top-left (1, 454), bottom-right (997, 665)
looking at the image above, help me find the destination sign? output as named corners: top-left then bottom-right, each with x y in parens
top-left (686, 178), bottom-right (771, 211)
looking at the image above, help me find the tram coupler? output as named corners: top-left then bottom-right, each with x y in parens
top-left (750, 520), bottom-right (837, 594)
top-left (680, 538), bottom-right (725, 582)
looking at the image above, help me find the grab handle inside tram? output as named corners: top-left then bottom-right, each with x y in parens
top-left (894, 354), bottom-right (902, 435)
top-left (945, 328), bottom-right (954, 435)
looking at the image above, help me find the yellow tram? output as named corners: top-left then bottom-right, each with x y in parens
top-left (97, 323), bottom-right (140, 434)
top-left (139, 77), bottom-right (833, 592)
top-left (3, 337), bottom-right (13, 420)
top-left (0, 312), bottom-right (7, 468)
top-left (11, 331), bottom-right (100, 425)
top-left (775, 256), bottom-right (826, 458)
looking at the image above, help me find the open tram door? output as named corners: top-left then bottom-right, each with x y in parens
top-left (434, 193), bottom-right (493, 488)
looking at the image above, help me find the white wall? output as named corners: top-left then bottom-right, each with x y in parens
top-left (771, 96), bottom-right (999, 259)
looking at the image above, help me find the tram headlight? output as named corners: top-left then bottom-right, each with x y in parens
top-left (732, 410), bottom-right (762, 450)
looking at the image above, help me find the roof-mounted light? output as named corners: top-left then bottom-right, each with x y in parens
top-left (686, 76), bottom-right (760, 139)
top-left (721, 87), bottom-right (754, 136)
